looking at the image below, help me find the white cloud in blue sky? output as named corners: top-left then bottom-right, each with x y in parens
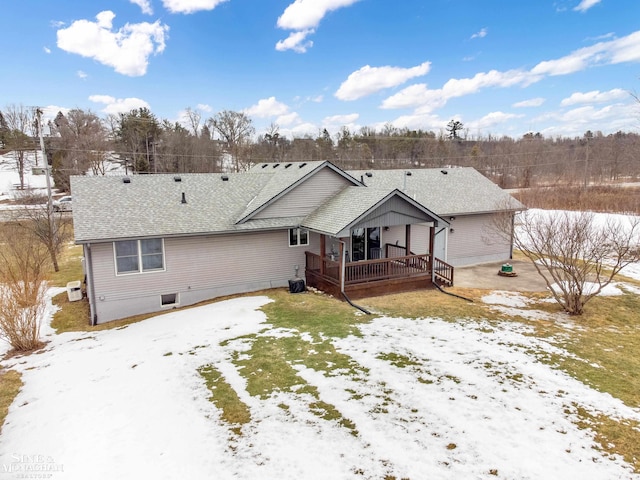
top-left (2, 0), bottom-right (640, 139)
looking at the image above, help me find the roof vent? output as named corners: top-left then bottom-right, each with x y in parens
top-left (365, 172), bottom-right (373, 178)
top-left (405, 171), bottom-right (412, 176)
top-left (181, 192), bottom-right (187, 204)
top-left (123, 177), bottom-right (131, 184)
top-left (273, 163), bottom-right (280, 168)
top-left (221, 175), bottom-right (229, 181)
top-left (441, 169), bottom-right (448, 175)
top-left (174, 176), bottom-right (182, 182)
top-left (284, 163), bottom-right (292, 169)
top-left (261, 164), bottom-right (268, 169)
top-left (299, 162), bottom-right (307, 168)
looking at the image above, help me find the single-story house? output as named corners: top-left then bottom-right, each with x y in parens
top-left (71, 161), bottom-right (524, 324)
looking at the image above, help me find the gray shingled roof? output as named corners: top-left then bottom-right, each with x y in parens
top-left (348, 167), bottom-right (525, 216)
top-left (71, 172), bottom-right (288, 242)
top-left (301, 187), bottom-right (444, 236)
top-left (72, 163), bottom-right (523, 243)
top-left (237, 161), bottom-right (360, 222)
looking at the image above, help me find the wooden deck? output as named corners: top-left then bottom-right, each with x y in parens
top-left (305, 248), bottom-right (453, 300)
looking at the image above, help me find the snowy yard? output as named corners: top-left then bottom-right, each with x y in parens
top-left (1, 286), bottom-right (639, 479)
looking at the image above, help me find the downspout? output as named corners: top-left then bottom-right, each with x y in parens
top-left (338, 239), bottom-right (371, 315)
top-left (84, 244), bottom-right (98, 326)
top-left (431, 227), bottom-right (473, 303)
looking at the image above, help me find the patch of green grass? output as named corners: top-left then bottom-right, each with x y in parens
top-left (0, 370), bottom-right (22, 433)
top-left (198, 364), bottom-right (251, 434)
top-left (49, 243), bottom-right (84, 288)
top-left (573, 405), bottom-right (640, 473)
top-left (376, 352), bottom-right (420, 368)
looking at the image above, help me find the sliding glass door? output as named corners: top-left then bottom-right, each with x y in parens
top-left (351, 227), bottom-right (381, 261)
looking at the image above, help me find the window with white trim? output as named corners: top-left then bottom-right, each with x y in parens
top-left (288, 228), bottom-right (309, 247)
top-left (114, 238), bottom-right (165, 274)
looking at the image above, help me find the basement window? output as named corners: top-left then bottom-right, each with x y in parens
top-left (161, 293), bottom-right (178, 307)
top-left (289, 228), bottom-right (309, 247)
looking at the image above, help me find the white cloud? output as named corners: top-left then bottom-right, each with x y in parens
top-left (77, 70), bottom-right (88, 79)
top-left (162, 0), bottom-right (228, 14)
top-left (56, 11), bottom-right (169, 77)
top-left (277, 0), bottom-right (360, 30)
top-left (323, 113), bottom-right (359, 125)
top-left (573, 0), bottom-right (601, 12)
top-left (335, 62), bottom-right (431, 101)
top-left (560, 88), bottom-right (628, 106)
top-left (43, 46), bottom-right (51, 54)
top-left (380, 30), bottom-right (640, 114)
top-left (468, 111), bottom-right (524, 130)
top-left (513, 97), bottom-right (545, 108)
top-left (275, 30), bottom-right (314, 53)
top-left (245, 97), bottom-right (290, 118)
top-left (470, 28), bottom-right (487, 40)
top-left (131, 0), bottom-right (154, 14)
top-left (276, 0), bottom-right (360, 52)
top-left (89, 94), bottom-right (150, 115)
top-left (196, 103), bottom-right (212, 112)
top-left (50, 20), bottom-right (66, 28)
top-left (276, 112), bottom-right (302, 126)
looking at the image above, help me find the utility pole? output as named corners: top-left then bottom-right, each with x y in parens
top-left (36, 108), bottom-right (55, 238)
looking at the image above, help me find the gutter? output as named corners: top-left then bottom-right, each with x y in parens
top-left (84, 243), bottom-right (98, 326)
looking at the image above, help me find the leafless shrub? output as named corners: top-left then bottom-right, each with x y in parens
top-left (0, 226), bottom-right (50, 352)
top-left (493, 208), bottom-right (640, 315)
top-left (514, 186), bottom-right (640, 215)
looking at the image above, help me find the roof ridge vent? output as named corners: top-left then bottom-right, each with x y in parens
top-left (181, 192), bottom-right (187, 204)
top-left (273, 163), bottom-right (280, 168)
top-left (284, 163), bottom-right (292, 168)
top-left (123, 177), bottom-right (131, 184)
top-left (365, 172), bottom-right (373, 178)
top-left (221, 175), bottom-right (229, 181)
top-left (174, 176), bottom-right (182, 182)
top-left (299, 162), bottom-right (307, 168)
top-left (441, 169), bottom-right (448, 175)
top-left (261, 164), bottom-right (268, 168)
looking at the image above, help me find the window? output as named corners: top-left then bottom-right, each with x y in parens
top-left (289, 228), bottom-right (309, 247)
top-left (161, 293), bottom-right (178, 307)
top-left (114, 239), bottom-right (165, 275)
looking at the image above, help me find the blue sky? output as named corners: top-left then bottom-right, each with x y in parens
top-left (2, 0), bottom-right (640, 139)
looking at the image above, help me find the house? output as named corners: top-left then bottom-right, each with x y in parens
top-left (71, 161), bottom-right (524, 324)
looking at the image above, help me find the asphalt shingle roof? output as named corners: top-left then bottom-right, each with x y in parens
top-left (72, 164), bottom-right (523, 243)
top-left (348, 167), bottom-right (525, 216)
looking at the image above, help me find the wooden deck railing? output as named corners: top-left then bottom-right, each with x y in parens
top-left (433, 257), bottom-right (454, 286)
top-left (306, 249), bottom-right (454, 287)
top-left (345, 254), bottom-right (430, 284)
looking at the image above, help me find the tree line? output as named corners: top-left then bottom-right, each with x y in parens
top-left (1, 104), bottom-right (639, 192)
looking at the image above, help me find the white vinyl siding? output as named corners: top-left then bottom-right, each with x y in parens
top-left (89, 230), bottom-right (320, 323)
top-left (254, 168), bottom-right (353, 219)
top-left (446, 213), bottom-right (512, 266)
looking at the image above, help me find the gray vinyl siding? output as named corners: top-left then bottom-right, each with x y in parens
top-left (352, 196), bottom-right (433, 231)
top-left (253, 169), bottom-right (352, 219)
top-left (446, 213), bottom-right (512, 266)
top-left (88, 231), bottom-right (319, 323)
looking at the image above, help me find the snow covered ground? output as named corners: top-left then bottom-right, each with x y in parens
top-left (1, 154), bottom-right (639, 479)
top-left (1, 285), bottom-right (639, 479)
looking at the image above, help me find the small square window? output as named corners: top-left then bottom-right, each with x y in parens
top-left (161, 293), bottom-right (178, 306)
top-left (288, 228), bottom-right (309, 247)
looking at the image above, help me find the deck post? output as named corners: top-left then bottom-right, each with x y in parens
top-left (405, 225), bottom-right (411, 255)
top-left (429, 225), bottom-right (435, 278)
top-left (339, 241), bottom-right (345, 293)
top-left (320, 234), bottom-right (326, 275)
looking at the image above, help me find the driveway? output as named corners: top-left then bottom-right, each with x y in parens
top-left (453, 259), bottom-right (549, 292)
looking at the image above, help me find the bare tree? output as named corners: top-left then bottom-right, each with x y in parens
top-left (184, 107), bottom-right (202, 137)
top-left (208, 110), bottom-right (255, 172)
top-left (0, 225), bottom-right (50, 352)
top-left (2, 104), bottom-right (35, 189)
top-left (497, 210), bottom-right (640, 315)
